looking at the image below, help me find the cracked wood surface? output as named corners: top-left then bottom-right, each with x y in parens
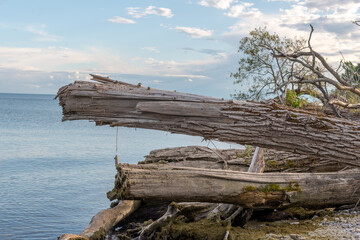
top-left (141, 146), bottom-right (351, 172)
top-left (57, 80), bottom-right (360, 166)
top-left (109, 164), bottom-right (360, 209)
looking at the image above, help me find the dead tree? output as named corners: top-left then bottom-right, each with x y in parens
top-left (142, 146), bottom-right (351, 172)
top-left (56, 75), bottom-right (360, 239)
top-left (108, 163), bottom-right (360, 209)
top-left (58, 200), bottom-right (141, 240)
top-left (57, 78), bottom-right (360, 167)
top-left (273, 25), bottom-right (360, 116)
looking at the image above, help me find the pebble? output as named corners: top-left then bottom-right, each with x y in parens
top-left (260, 208), bottom-right (360, 240)
top-left (314, 208), bottom-right (360, 239)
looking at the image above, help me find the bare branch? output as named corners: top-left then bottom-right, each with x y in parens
top-left (308, 24), bottom-right (316, 68)
top-left (329, 99), bottom-right (360, 109)
top-left (353, 20), bottom-right (360, 26)
top-left (277, 51), bottom-right (350, 87)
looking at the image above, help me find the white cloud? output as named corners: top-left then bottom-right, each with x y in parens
top-left (127, 6), bottom-right (174, 18)
top-left (141, 55), bottom-right (227, 78)
top-left (198, 0), bottom-right (237, 9)
top-left (0, 68), bottom-right (96, 94)
top-left (226, 2), bottom-right (261, 18)
top-left (26, 24), bottom-right (61, 42)
top-left (222, 0), bottom-right (360, 66)
top-left (175, 26), bottom-right (213, 38)
top-left (166, 74), bottom-right (207, 79)
top-left (304, 0), bottom-right (360, 11)
top-left (107, 16), bottom-right (136, 24)
top-left (0, 47), bottom-right (91, 71)
top-left (0, 23), bottom-right (62, 42)
top-left (142, 46), bottom-right (160, 53)
top-left (0, 46), bottom-right (146, 74)
top-left (0, 44), bottom-right (230, 84)
top-left (267, 0), bottom-right (299, 2)
top-left (183, 47), bottom-right (226, 58)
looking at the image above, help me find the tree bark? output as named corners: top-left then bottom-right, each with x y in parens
top-left (57, 80), bottom-right (360, 167)
top-left (141, 146), bottom-right (351, 172)
top-left (107, 164), bottom-right (360, 209)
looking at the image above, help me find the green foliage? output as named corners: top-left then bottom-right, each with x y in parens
top-left (336, 61), bottom-right (360, 112)
top-left (342, 61), bottom-right (360, 86)
top-left (244, 145), bottom-right (252, 157)
top-left (231, 27), bottom-right (306, 100)
top-left (285, 89), bottom-right (308, 109)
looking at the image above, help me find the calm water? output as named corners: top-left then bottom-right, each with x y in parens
top-left (0, 93), bottom-right (234, 240)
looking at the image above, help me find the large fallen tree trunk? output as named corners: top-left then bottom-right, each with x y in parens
top-left (142, 146), bottom-right (351, 172)
top-left (107, 164), bottom-right (360, 209)
top-left (57, 78), bottom-right (360, 166)
top-left (134, 144), bottom-right (266, 239)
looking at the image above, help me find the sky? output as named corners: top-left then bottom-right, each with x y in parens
top-left (0, 0), bottom-right (359, 98)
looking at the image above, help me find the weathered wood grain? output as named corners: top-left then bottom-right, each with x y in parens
top-left (57, 80), bottom-right (360, 166)
top-left (108, 164), bottom-right (360, 209)
top-left (141, 146), bottom-right (351, 172)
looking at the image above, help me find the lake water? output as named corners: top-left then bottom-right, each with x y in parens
top-left (0, 93), bottom-right (235, 240)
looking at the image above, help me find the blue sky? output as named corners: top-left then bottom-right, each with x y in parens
top-left (0, 0), bottom-right (359, 97)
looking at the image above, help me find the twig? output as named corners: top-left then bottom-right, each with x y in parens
top-left (209, 139), bottom-right (228, 169)
top-left (223, 230), bottom-right (230, 240)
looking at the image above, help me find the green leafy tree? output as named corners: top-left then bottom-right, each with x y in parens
top-left (333, 61), bottom-right (360, 111)
top-left (342, 61), bottom-right (360, 86)
top-left (232, 25), bottom-right (360, 116)
top-left (231, 27), bottom-right (306, 102)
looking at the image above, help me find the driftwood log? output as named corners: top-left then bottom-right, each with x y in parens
top-left (135, 144), bottom-right (266, 239)
top-left (56, 75), bottom-right (360, 239)
top-left (57, 78), bottom-right (360, 167)
top-left (58, 200), bottom-right (140, 240)
top-left (142, 146), bottom-right (350, 172)
top-left (108, 164), bottom-right (360, 209)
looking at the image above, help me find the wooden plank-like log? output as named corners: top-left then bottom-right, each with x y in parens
top-left (57, 80), bottom-right (360, 166)
top-left (80, 200), bottom-right (141, 237)
top-left (107, 164), bottom-right (360, 209)
top-left (141, 146), bottom-right (351, 172)
top-left (58, 200), bottom-right (141, 240)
